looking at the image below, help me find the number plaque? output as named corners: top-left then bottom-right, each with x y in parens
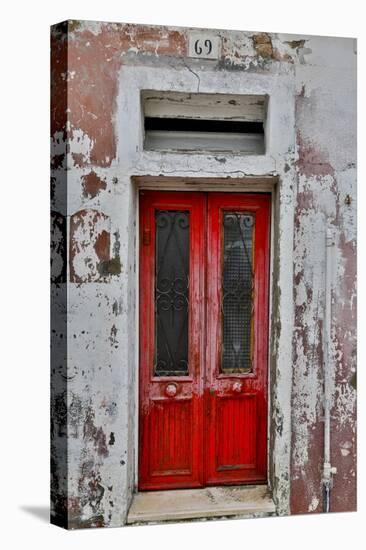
top-left (188, 32), bottom-right (221, 60)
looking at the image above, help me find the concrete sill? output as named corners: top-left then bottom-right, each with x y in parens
top-left (127, 485), bottom-right (276, 525)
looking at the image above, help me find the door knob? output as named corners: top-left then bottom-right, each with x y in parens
top-left (165, 383), bottom-right (177, 397)
top-left (232, 382), bottom-right (242, 393)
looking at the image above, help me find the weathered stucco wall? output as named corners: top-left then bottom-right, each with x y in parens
top-left (50, 20), bottom-right (356, 528)
top-left (291, 40), bottom-right (357, 513)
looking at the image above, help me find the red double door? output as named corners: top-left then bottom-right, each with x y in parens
top-left (139, 191), bottom-right (270, 491)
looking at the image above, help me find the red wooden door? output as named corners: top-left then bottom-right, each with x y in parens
top-left (139, 191), bottom-right (205, 490)
top-left (205, 193), bottom-right (270, 485)
top-left (139, 191), bottom-right (270, 490)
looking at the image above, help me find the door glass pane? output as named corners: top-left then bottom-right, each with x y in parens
top-left (221, 212), bottom-right (254, 373)
top-left (154, 210), bottom-right (189, 376)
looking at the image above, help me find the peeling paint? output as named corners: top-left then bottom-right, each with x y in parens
top-left (51, 211), bottom-right (66, 284)
top-left (308, 496), bottom-right (319, 512)
top-left (69, 209), bottom-right (111, 283)
top-left (297, 132), bottom-right (335, 179)
top-left (252, 33), bottom-right (274, 59)
top-left (81, 170), bottom-right (107, 198)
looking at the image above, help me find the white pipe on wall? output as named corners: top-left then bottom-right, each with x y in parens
top-left (323, 226), bottom-right (337, 512)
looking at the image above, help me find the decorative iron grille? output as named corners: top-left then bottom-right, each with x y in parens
top-left (154, 210), bottom-right (189, 376)
top-left (221, 212), bottom-right (254, 373)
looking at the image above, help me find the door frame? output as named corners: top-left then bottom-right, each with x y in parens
top-left (133, 175), bottom-right (276, 493)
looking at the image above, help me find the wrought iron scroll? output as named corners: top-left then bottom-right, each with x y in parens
top-left (221, 212), bottom-right (254, 373)
top-left (154, 210), bottom-right (189, 376)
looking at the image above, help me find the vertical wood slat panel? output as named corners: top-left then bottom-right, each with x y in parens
top-left (149, 400), bottom-right (192, 475)
top-left (216, 395), bottom-right (257, 470)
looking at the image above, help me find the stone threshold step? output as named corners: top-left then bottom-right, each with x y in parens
top-left (127, 484), bottom-right (276, 524)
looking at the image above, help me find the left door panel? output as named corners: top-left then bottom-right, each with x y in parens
top-left (139, 191), bottom-right (205, 490)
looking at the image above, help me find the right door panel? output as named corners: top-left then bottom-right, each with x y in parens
top-left (205, 193), bottom-right (271, 485)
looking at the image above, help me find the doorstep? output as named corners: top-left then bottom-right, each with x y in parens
top-left (127, 485), bottom-right (276, 524)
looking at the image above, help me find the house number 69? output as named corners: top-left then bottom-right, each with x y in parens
top-left (194, 39), bottom-right (212, 56)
